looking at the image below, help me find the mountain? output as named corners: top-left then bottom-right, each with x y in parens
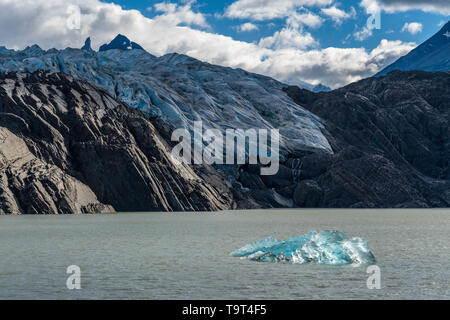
top-left (0, 71), bottom-right (236, 214)
top-left (283, 70), bottom-right (450, 208)
top-left (81, 37), bottom-right (93, 52)
top-left (99, 34), bottom-right (144, 52)
top-left (376, 21), bottom-right (450, 76)
top-left (311, 83), bottom-right (331, 92)
top-left (0, 35), bottom-right (333, 157)
top-left (0, 35), bottom-right (449, 213)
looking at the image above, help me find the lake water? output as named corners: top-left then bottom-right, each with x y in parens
top-left (0, 209), bottom-right (449, 300)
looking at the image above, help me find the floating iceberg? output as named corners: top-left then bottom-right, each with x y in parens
top-left (231, 230), bottom-right (376, 265)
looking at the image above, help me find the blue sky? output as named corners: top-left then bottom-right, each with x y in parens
top-left (108, 0), bottom-right (447, 50)
top-left (0, 0), bottom-right (448, 88)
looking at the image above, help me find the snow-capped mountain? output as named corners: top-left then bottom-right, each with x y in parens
top-left (1, 34), bottom-right (448, 212)
top-left (99, 34), bottom-right (144, 52)
top-left (376, 20), bottom-right (450, 76)
top-left (0, 35), bottom-right (332, 155)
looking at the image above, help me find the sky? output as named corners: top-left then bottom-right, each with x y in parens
top-left (0, 0), bottom-right (448, 88)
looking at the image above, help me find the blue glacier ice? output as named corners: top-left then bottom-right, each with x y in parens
top-left (231, 230), bottom-right (376, 265)
top-left (0, 35), bottom-right (334, 156)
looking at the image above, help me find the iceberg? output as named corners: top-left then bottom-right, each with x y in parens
top-left (231, 230), bottom-right (376, 265)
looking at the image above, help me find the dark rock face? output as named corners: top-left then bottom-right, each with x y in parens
top-left (281, 70), bottom-right (450, 208)
top-left (260, 165), bottom-right (292, 188)
top-left (294, 180), bottom-right (323, 207)
top-left (0, 71), bottom-right (235, 214)
top-left (81, 37), bottom-right (93, 52)
top-left (1, 70), bottom-right (448, 213)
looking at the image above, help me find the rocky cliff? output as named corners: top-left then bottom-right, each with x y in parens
top-left (279, 70), bottom-right (450, 208)
top-left (223, 70), bottom-right (450, 209)
top-left (1, 70), bottom-right (448, 213)
top-left (0, 71), bottom-right (236, 214)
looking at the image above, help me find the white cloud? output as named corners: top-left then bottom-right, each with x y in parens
top-left (259, 39), bottom-right (416, 88)
top-left (321, 6), bottom-right (356, 24)
top-left (259, 27), bottom-right (318, 50)
top-left (354, 27), bottom-right (373, 41)
top-left (152, 0), bottom-right (209, 28)
top-left (287, 11), bottom-right (324, 28)
top-left (360, 0), bottom-right (382, 15)
top-left (360, 0), bottom-right (450, 15)
top-left (0, 0), bottom-right (416, 89)
top-left (401, 22), bottom-right (423, 35)
top-left (224, 0), bottom-right (333, 21)
top-left (258, 11), bottom-right (321, 49)
top-left (238, 22), bottom-right (259, 32)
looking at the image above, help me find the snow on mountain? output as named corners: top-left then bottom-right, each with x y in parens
top-left (0, 35), bottom-right (333, 155)
top-left (99, 34), bottom-right (144, 52)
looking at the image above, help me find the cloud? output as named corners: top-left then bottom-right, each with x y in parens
top-left (259, 39), bottom-right (416, 88)
top-left (0, 0), bottom-right (416, 89)
top-left (287, 11), bottom-right (324, 28)
top-left (401, 22), bottom-right (423, 35)
top-left (152, 0), bottom-right (209, 28)
top-left (354, 27), bottom-right (373, 41)
top-left (321, 6), bottom-right (356, 24)
top-left (360, 0), bottom-right (450, 15)
top-left (237, 22), bottom-right (258, 32)
top-left (258, 11), bottom-right (321, 49)
top-left (224, 0), bottom-right (333, 21)
top-left (259, 27), bottom-right (318, 50)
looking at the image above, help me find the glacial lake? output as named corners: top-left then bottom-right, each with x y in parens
top-left (0, 209), bottom-right (449, 300)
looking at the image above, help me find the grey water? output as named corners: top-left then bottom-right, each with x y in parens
top-left (0, 209), bottom-right (449, 300)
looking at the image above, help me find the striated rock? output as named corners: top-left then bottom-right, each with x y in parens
top-left (284, 70), bottom-right (450, 208)
top-left (260, 164), bottom-right (292, 189)
top-left (238, 171), bottom-right (266, 190)
top-left (276, 184), bottom-right (297, 198)
top-left (293, 180), bottom-right (323, 207)
top-left (0, 126), bottom-right (113, 214)
top-left (1, 68), bottom-right (448, 211)
top-left (0, 71), bottom-right (236, 214)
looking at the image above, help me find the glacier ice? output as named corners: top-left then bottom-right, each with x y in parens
top-left (231, 230), bottom-right (376, 265)
top-left (0, 36), bottom-right (333, 156)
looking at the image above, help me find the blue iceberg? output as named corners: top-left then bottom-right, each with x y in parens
top-left (231, 230), bottom-right (376, 265)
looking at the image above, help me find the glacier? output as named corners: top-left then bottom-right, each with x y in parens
top-left (231, 230), bottom-right (376, 265)
top-left (0, 35), bottom-right (333, 156)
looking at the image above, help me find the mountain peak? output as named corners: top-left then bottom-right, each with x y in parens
top-left (81, 37), bottom-right (93, 52)
top-left (376, 20), bottom-right (450, 77)
top-left (21, 44), bottom-right (44, 56)
top-left (99, 34), bottom-right (144, 52)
